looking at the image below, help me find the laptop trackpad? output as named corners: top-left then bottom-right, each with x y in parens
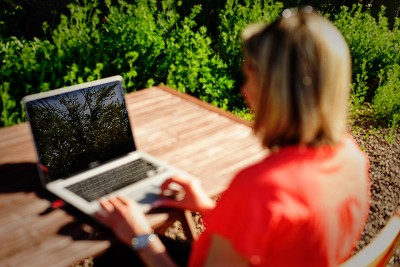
top-left (137, 192), bottom-right (160, 204)
top-left (126, 188), bottom-right (161, 212)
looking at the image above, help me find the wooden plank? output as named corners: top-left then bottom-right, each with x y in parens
top-left (155, 85), bottom-right (253, 127)
top-left (127, 87), bottom-right (266, 196)
top-left (2, 235), bottom-right (111, 267)
top-left (0, 124), bottom-right (36, 163)
top-left (0, 123), bottom-right (30, 143)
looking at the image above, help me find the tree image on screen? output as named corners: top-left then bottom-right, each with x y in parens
top-left (27, 82), bottom-right (134, 182)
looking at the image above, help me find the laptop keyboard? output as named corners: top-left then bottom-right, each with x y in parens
top-left (66, 158), bottom-right (165, 202)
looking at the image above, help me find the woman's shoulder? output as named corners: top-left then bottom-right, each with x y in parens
top-left (231, 135), bottom-right (368, 189)
top-left (229, 154), bottom-right (294, 194)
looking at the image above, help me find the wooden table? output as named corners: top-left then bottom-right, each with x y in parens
top-left (0, 86), bottom-right (266, 266)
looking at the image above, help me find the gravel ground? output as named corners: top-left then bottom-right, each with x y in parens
top-left (351, 125), bottom-right (400, 266)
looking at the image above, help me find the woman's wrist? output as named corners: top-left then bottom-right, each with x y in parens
top-left (136, 235), bottom-right (178, 267)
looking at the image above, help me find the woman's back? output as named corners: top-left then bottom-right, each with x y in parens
top-left (190, 136), bottom-right (370, 266)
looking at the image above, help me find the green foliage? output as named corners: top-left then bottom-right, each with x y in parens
top-left (1, 36), bottom-right (54, 126)
top-left (372, 64), bottom-right (400, 128)
top-left (162, 5), bottom-right (235, 109)
top-left (1, 82), bottom-right (20, 127)
top-left (0, 0), bottom-right (172, 126)
top-left (217, 0), bottom-right (283, 75)
top-left (50, 0), bottom-right (103, 86)
top-left (1, 1), bottom-right (400, 130)
top-left (333, 4), bottom-right (400, 129)
top-left (98, 0), bottom-right (172, 89)
top-left (1, 0), bottom-right (242, 125)
top-left (334, 5), bottom-right (400, 103)
top-left (215, 0), bottom-right (283, 110)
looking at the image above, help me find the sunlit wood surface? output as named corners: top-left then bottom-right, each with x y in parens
top-left (0, 86), bottom-right (266, 266)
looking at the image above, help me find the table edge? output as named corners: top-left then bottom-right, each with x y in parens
top-left (155, 85), bottom-right (254, 128)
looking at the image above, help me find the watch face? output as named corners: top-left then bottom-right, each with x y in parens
top-left (131, 233), bottom-right (157, 250)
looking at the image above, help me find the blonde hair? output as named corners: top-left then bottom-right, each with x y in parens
top-left (242, 8), bottom-right (351, 149)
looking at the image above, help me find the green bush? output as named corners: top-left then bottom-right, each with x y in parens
top-left (333, 5), bottom-right (400, 105)
top-left (1, 36), bottom-right (56, 126)
top-left (215, 0), bottom-right (283, 111)
top-left (217, 0), bottom-right (283, 74)
top-left (1, 1), bottom-right (399, 129)
top-left (373, 64), bottom-right (400, 128)
top-left (162, 5), bottom-right (235, 109)
top-left (332, 4), bottom-right (400, 129)
top-left (0, 0), bottom-right (236, 126)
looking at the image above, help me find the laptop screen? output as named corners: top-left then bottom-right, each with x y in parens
top-left (25, 79), bottom-right (136, 182)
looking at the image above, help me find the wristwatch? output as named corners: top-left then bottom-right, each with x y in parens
top-left (131, 233), bottom-right (158, 251)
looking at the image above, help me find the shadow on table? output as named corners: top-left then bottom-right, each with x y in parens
top-left (0, 163), bottom-right (42, 193)
top-left (0, 162), bottom-right (113, 241)
top-left (0, 163), bottom-right (173, 246)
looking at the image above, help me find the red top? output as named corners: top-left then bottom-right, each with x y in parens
top-left (189, 136), bottom-right (370, 267)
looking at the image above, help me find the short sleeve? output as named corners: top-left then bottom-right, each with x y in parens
top-left (204, 171), bottom-right (273, 263)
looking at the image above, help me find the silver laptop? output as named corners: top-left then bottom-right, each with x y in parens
top-left (23, 75), bottom-right (194, 215)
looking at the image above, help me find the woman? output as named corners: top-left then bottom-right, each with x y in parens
top-left (95, 7), bottom-right (370, 267)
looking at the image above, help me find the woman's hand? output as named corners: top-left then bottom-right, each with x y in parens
top-left (153, 176), bottom-right (215, 214)
top-left (95, 196), bottom-right (178, 267)
top-left (95, 196), bottom-right (152, 246)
